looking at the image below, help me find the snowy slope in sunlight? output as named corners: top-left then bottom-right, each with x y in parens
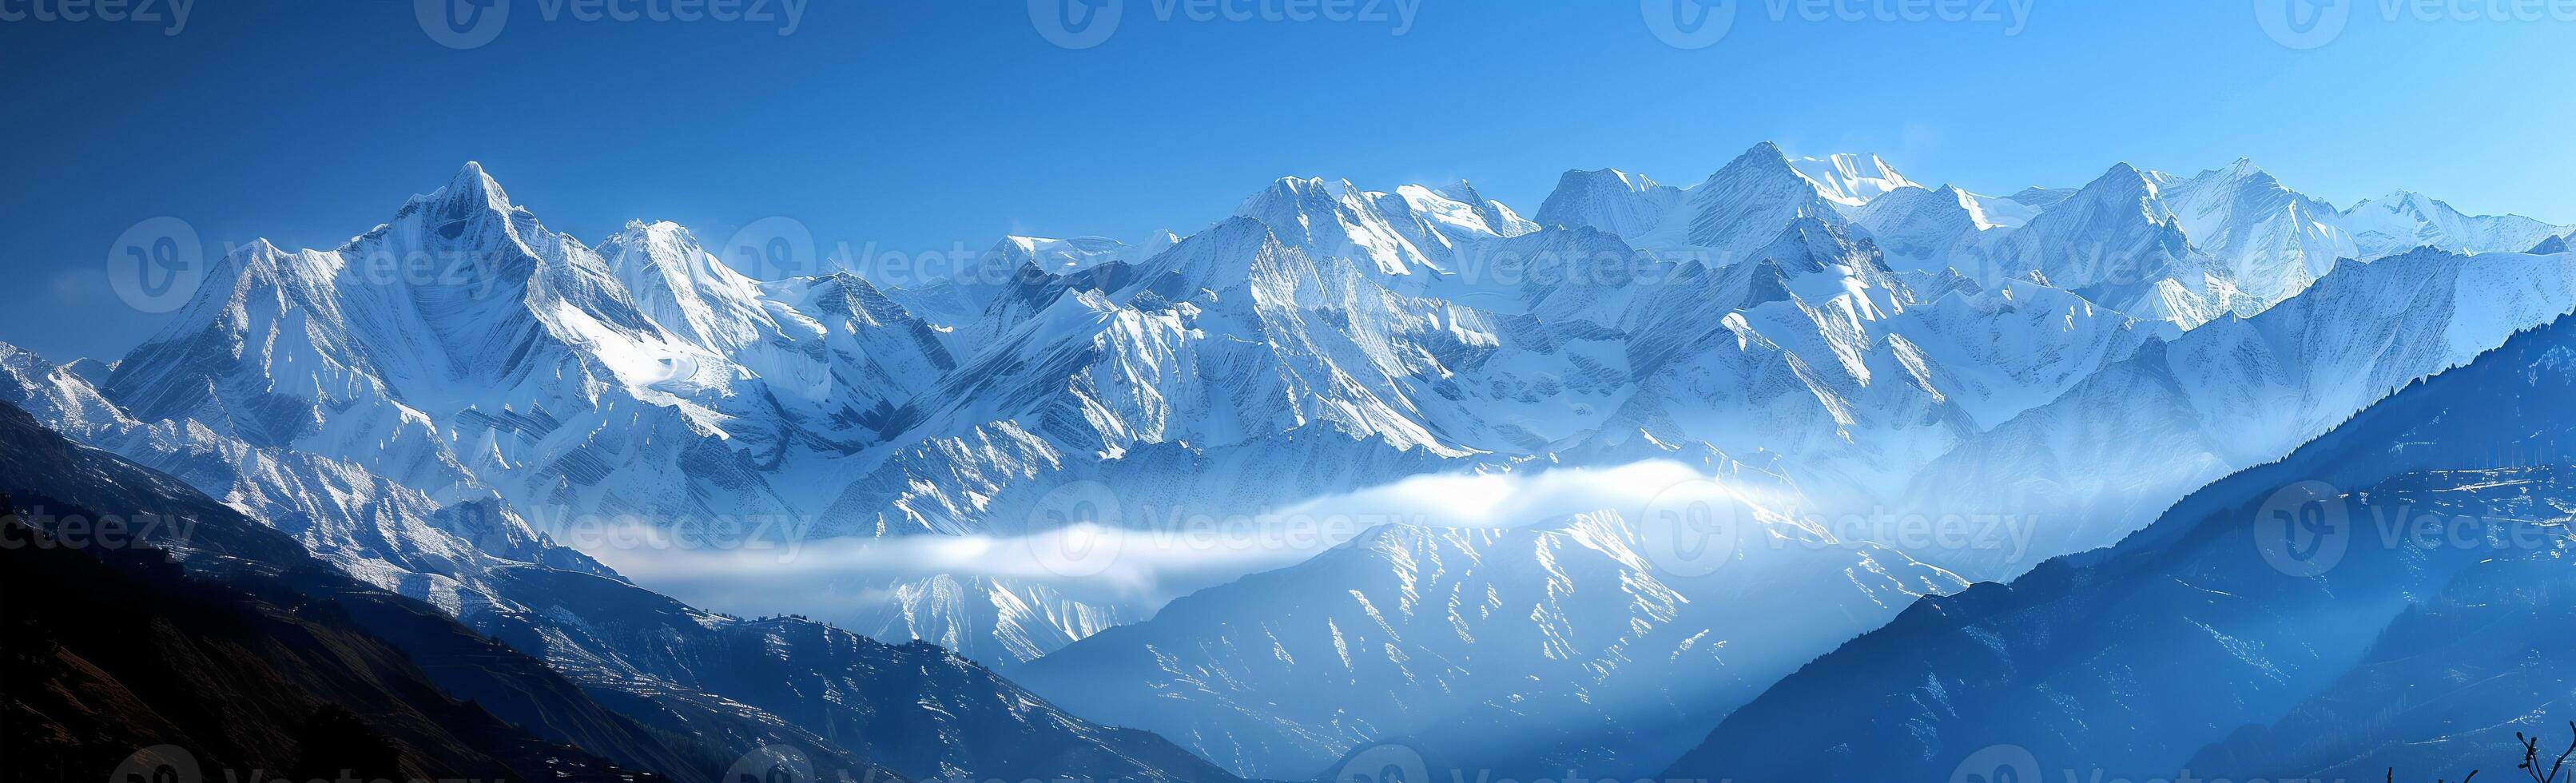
top-left (54, 148), bottom-right (2576, 728)
top-left (1014, 507), bottom-right (1962, 780)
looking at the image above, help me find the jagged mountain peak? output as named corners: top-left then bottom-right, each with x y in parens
top-left (2349, 189), bottom-right (2435, 213)
top-left (1122, 213), bottom-right (1295, 297)
top-left (2093, 161), bottom-right (2157, 189)
top-left (1225, 173), bottom-right (1494, 278)
top-left (1240, 174), bottom-right (1354, 208)
top-left (152, 235), bottom-right (342, 341)
top-left (593, 217), bottom-right (775, 352)
top-left (1235, 175), bottom-right (1359, 225)
top-left (1557, 167), bottom-right (1664, 194)
top-left (598, 219), bottom-right (719, 269)
top-left (1533, 168), bottom-right (1687, 240)
top-left (1532, 145), bottom-right (1916, 267)
top-left (1851, 184), bottom-right (2020, 273)
top-left (2189, 157), bottom-right (2287, 190)
top-left (1707, 141), bottom-right (1802, 181)
top-left (2158, 157), bottom-right (2358, 307)
top-left (1699, 144), bottom-right (1916, 207)
top-left (1391, 179), bottom-right (1540, 240)
top-left (614, 217), bottom-right (694, 240)
top-left (1207, 178), bottom-right (1412, 285)
top-left (1968, 159), bottom-right (2235, 327)
top-left (1428, 178), bottom-right (1481, 201)
top-left (356, 161), bottom-right (574, 289)
top-left (1683, 144), bottom-right (1857, 256)
top-left (2344, 189), bottom-right (2483, 225)
top-left (392, 160), bottom-right (519, 224)
top-left (1785, 151), bottom-right (1918, 207)
top-left (2061, 162), bottom-right (2181, 221)
top-left (1863, 183), bottom-right (1981, 220)
top-left (195, 235), bottom-right (292, 281)
top-left (989, 234), bottom-right (1139, 276)
top-left (447, 159), bottom-right (510, 203)
top-left (858, 573), bottom-right (1136, 666)
top-left (2338, 189), bottom-right (2570, 258)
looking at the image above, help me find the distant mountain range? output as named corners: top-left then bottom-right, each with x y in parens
top-left (6, 144), bottom-right (2574, 781)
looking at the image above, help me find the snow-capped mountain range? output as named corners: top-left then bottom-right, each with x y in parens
top-left (7, 143), bottom-right (2574, 781)
top-left (85, 149), bottom-right (2564, 573)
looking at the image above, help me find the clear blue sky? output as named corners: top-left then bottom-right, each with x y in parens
top-left (4, 2), bottom-right (2570, 360)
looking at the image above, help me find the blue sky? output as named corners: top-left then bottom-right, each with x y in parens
top-left (3, 1), bottom-right (2571, 360)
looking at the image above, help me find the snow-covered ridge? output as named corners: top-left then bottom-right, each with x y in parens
top-left (51, 148), bottom-right (2576, 680)
top-left (1787, 152), bottom-right (1919, 207)
top-left (1545, 145), bottom-right (2570, 326)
